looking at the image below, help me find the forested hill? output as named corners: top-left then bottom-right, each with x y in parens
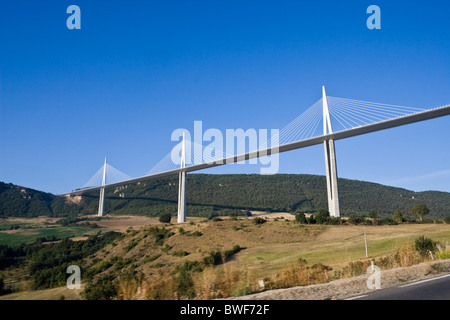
top-left (1, 174), bottom-right (449, 219)
top-left (0, 182), bottom-right (81, 217)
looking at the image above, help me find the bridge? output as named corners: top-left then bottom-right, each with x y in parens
top-left (61, 87), bottom-right (450, 222)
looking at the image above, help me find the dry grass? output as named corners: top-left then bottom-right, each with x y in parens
top-left (109, 219), bottom-right (450, 300)
top-left (0, 285), bottom-right (84, 300)
top-left (94, 215), bottom-right (160, 232)
top-left (6, 215), bottom-right (448, 300)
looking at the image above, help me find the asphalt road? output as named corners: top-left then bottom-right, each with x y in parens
top-left (345, 274), bottom-right (450, 300)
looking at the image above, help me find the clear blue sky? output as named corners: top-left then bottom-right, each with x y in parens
top-left (1, 0), bottom-right (449, 194)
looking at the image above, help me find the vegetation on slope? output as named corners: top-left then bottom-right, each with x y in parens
top-left (80, 174), bottom-right (450, 219)
top-left (0, 231), bottom-right (121, 295)
top-left (1, 174), bottom-right (450, 219)
top-left (1, 213), bottom-right (449, 300)
top-left (0, 182), bottom-right (82, 217)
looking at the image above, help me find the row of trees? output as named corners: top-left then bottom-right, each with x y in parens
top-left (295, 205), bottom-right (449, 225)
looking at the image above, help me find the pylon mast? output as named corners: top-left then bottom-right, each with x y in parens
top-left (98, 157), bottom-right (107, 217)
top-left (177, 133), bottom-right (186, 223)
top-left (323, 87), bottom-right (340, 217)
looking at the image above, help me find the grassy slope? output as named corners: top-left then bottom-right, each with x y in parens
top-left (89, 217), bottom-right (450, 285)
top-left (0, 284), bottom-right (84, 300)
top-left (2, 215), bottom-right (450, 299)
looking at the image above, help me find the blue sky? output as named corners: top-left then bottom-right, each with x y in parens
top-left (0, 0), bottom-right (449, 194)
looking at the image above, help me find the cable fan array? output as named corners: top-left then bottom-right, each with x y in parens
top-left (82, 163), bottom-right (132, 189)
top-left (80, 96), bottom-right (428, 188)
top-left (145, 140), bottom-right (235, 176)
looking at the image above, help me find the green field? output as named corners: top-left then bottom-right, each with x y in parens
top-left (0, 219), bottom-right (107, 247)
top-left (237, 223), bottom-right (450, 275)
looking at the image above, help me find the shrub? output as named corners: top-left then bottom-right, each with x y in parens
top-left (315, 209), bottom-right (330, 224)
top-left (381, 218), bottom-right (398, 225)
top-left (0, 274), bottom-right (5, 295)
top-left (368, 210), bottom-right (378, 219)
top-left (175, 261), bottom-right (202, 299)
top-left (295, 213), bottom-right (307, 224)
top-left (191, 231), bottom-right (203, 237)
top-left (393, 210), bottom-right (405, 223)
top-left (124, 239), bottom-right (138, 253)
top-left (252, 217), bottom-right (266, 225)
top-left (348, 214), bottom-right (363, 225)
top-left (83, 275), bottom-right (117, 300)
top-left (146, 226), bottom-right (174, 246)
top-left (203, 250), bottom-right (223, 267)
top-left (436, 251), bottom-right (450, 259)
top-left (328, 217), bottom-right (342, 225)
top-left (159, 212), bottom-right (172, 224)
top-left (307, 215), bottom-right (316, 224)
top-left (208, 213), bottom-right (219, 220)
top-left (172, 250), bottom-right (189, 257)
top-left (229, 211), bottom-right (238, 220)
top-left (444, 216), bottom-right (450, 224)
top-left (223, 245), bottom-right (241, 261)
top-left (414, 235), bottom-right (438, 257)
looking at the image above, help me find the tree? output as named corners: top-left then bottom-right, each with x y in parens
top-left (368, 210), bottom-right (378, 219)
top-left (392, 209), bottom-right (405, 223)
top-left (348, 214), bottom-right (362, 225)
top-left (409, 204), bottom-right (430, 222)
top-left (159, 212), bottom-right (172, 223)
top-left (295, 213), bottom-right (307, 224)
top-left (315, 209), bottom-right (330, 224)
top-left (0, 273), bottom-right (5, 295)
top-left (83, 275), bottom-right (117, 300)
top-left (307, 215), bottom-right (316, 224)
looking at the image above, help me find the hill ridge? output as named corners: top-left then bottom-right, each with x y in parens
top-left (1, 174), bottom-right (449, 218)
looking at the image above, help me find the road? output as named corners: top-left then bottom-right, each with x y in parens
top-left (345, 274), bottom-right (450, 300)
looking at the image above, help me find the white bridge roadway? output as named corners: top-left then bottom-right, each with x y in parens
top-left (63, 103), bottom-right (450, 196)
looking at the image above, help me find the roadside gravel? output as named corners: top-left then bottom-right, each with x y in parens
top-left (229, 259), bottom-right (450, 300)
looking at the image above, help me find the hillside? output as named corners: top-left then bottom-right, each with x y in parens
top-left (3, 218), bottom-right (449, 300)
top-left (1, 174), bottom-right (450, 219)
top-left (0, 182), bottom-right (82, 217)
top-left (79, 174), bottom-right (450, 219)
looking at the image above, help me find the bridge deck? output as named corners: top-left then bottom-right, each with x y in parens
top-left (61, 104), bottom-right (450, 196)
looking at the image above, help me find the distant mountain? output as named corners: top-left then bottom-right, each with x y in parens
top-left (1, 174), bottom-right (449, 219)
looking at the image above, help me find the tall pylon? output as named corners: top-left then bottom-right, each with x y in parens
top-left (98, 157), bottom-right (107, 217)
top-left (322, 86), bottom-right (340, 217)
top-left (177, 133), bottom-right (187, 223)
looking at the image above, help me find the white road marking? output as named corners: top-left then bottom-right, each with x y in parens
top-left (344, 294), bottom-right (368, 300)
top-left (399, 274), bottom-right (450, 288)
